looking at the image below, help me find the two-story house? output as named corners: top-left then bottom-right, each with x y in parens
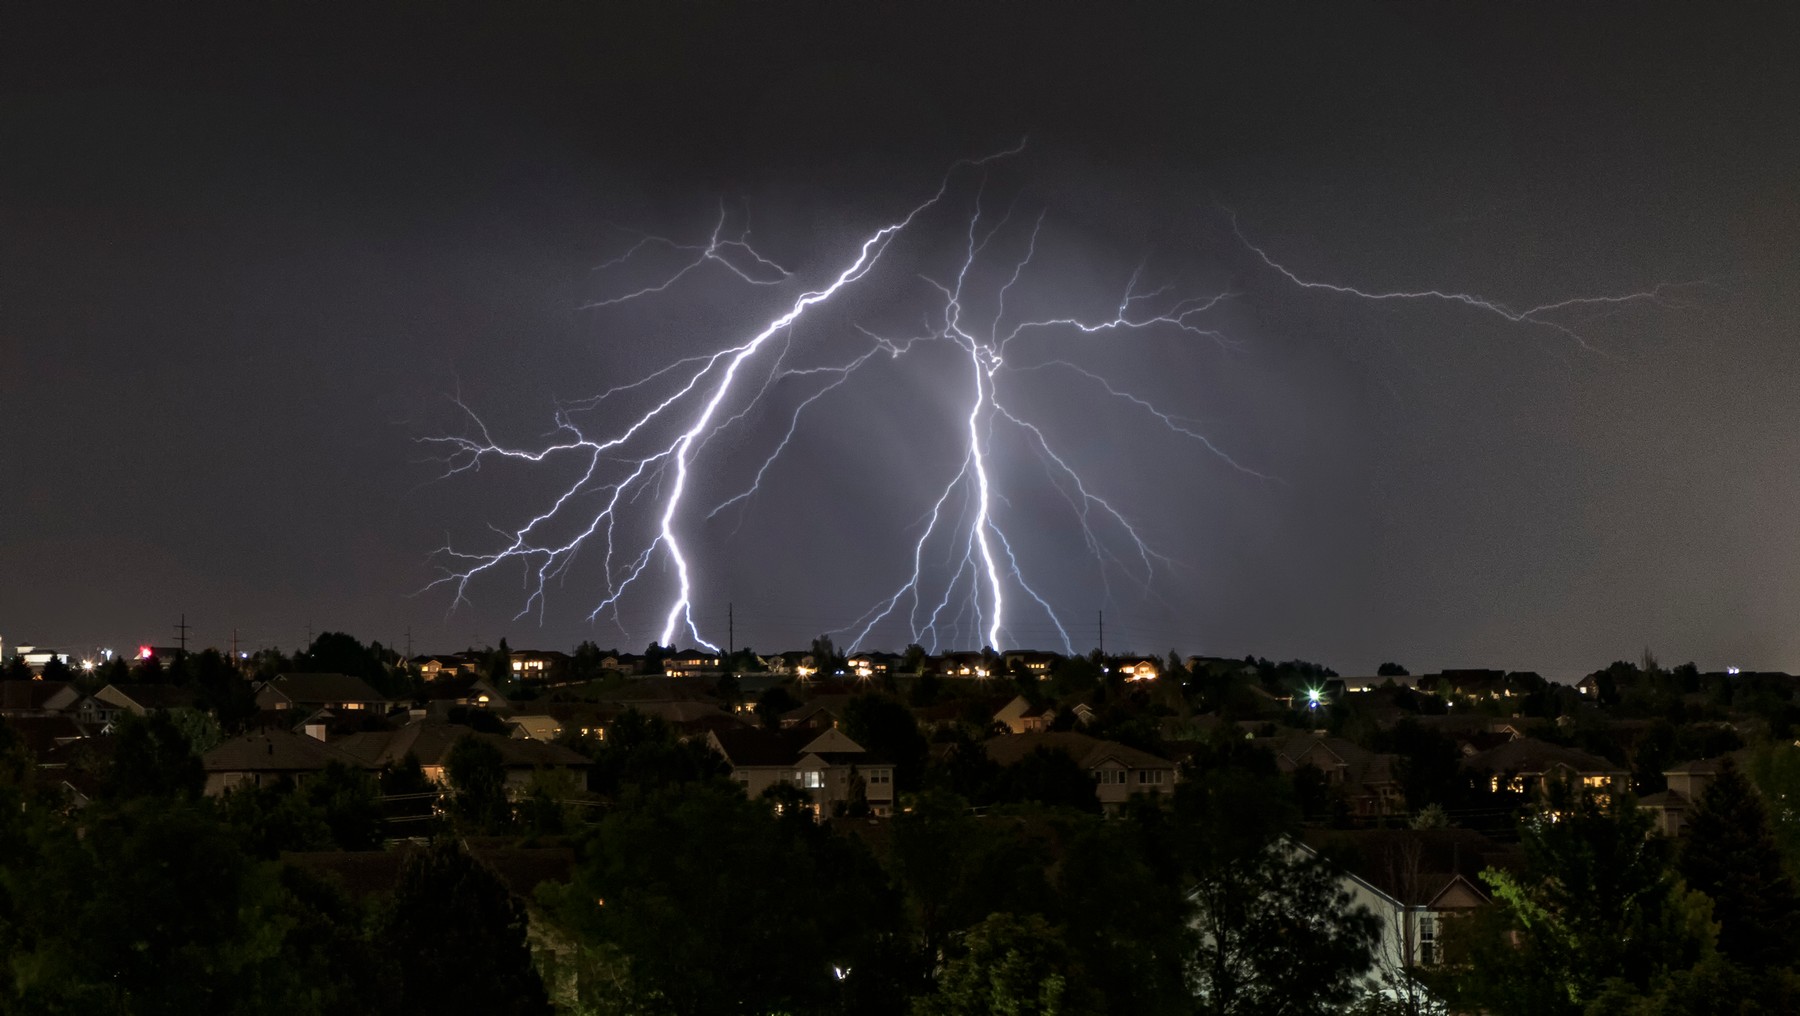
top-left (982, 731), bottom-right (1178, 811)
top-left (707, 726), bottom-right (896, 818)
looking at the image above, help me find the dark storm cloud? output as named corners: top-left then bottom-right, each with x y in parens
top-left (3, 5), bottom-right (1796, 678)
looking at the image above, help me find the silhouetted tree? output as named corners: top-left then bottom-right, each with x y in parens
top-left (379, 840), bottom-right (551, 1016)
top-left (1678, 760), bottom-right (1800, 969)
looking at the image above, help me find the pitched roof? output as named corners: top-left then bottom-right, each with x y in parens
top-left (708, 726), bottom-right (879, 767)
top-left (265, 673), bottom-right (390, 705)
top-left (1463, 737), bottom-right (1626, 777)
top-left (97, 683), bottom-right (198, 711)
top-left (0, 680), bottom-right (76, 713)
top-left (204, 729), bottom-right (363, 772)
top-left (1262, 731), bottom-right (1400, 789)
top-left (330, 720), bottom-right (589, 770)
top-left (2, 714), bottom-right (88, 756)
top-left (1304, 827), bottom-right (1510, 908)
top-left (982, 731), bottom-right (1175, 771)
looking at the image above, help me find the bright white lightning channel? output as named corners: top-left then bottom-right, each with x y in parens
top-left (424, 152), bottom-right (1683, 655)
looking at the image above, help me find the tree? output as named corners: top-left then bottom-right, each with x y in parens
top-left (379, 840), bottom-right (551, 1015)
top-left (754, 684), bottom-right (800, 730)
top-left (3, 797), bottom-right (296, 1014)
top-left (1677, 759), bottom-right (1800, 969)
top-left (543, 780), bottom-right (899, 1016)
top-left (444, 734), bottom-right (512, 833)
top-left (380, 751), bottom-right (439, 836)
top-left (992, 747), bottom-right (1100, 814)
top-left (842, 693), bottom-right (929, 792)
top-left (902, 643), bottom-right (927, 674)
top-left (1185, 841), bottom-right (1378, 1016)
top-left (103, 710), bottom-right (204, 799)
top-left (811, 634), bottom-right (845, 674)
top-left (912, 912), bottom-right (1097, 1016)
top-left (1437, 780), bottom-right (1716, 1015)
top-left (1377, 662), bottom-right (1409, 677)
top-left (580, 708), bottom-right (728, 796)
top-left (1168, 732), bottom-right (1378, 1015)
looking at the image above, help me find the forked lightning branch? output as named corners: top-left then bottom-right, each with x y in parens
top-left (423, 148), bottom-right (1689, 655)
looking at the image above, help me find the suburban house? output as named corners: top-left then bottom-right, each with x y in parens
top-left (982, 732), bottom-right (1179, 811)
top-left (1640, 757), bottom-right (1728, 837)
top-left (413, 654), bottom-right (470, 682)
top-left (0, 679), bottom-right (81, 718)
top-left (508, 649), bottom-right (570, 681)
top-left (931, 652), bottom-right (995, 679)
top-left (423, 673), bottom-right (513, 713)
top-left (1114, 658), bottom-right (1160, 682)
top-left (780, 695), bottom-right (854, 731)
top-left (509, 715), bottom-right (564, 742)
top-left (1462, 737), bottom-right (1629, 800)
top-left (1002, 650), bottom-right (1059, 677)
top-left (662, 651), bottom-right (721, 678)
top-left (255, 673), bottom-right (394, 714)
top-left (993, 695), bottom-right (1056, 734)
top-left (78, 683), bottom-right (196, 727)
top-left (202, 728), bottom-right (364, 795)
top-left (1263, 730), bottom-right (1406, 818)
top-left (707, 726), bottom-right (896, 818)
top-left (1302, 828), bottom-right (1508, 975)
top-left (847, 652), bottom-right (900, 679)
top-left (2, 714), bottom-right (90, 757)
top-left (329, 718), bottom-right (591, 791)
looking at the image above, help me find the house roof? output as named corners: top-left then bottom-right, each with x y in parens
top-left (2, 714), bottom-right (88, 756)
top-left (708, 726), bottom-right (879, 767)
top-left (264, 673), bottom-right (390, 705)
top-left (982, 731), bottom-right (1175, 771)
top-left (1264, 731), bottom-right (1399, 789)
top-left (204, 729), bottom-right (362, 772)
top-left (96, 682), bottom-right (197, 711)
top-left (331, 720), bottom-right (589, 770)
top-left (1664, 757), bottom-right (1725, 776)
top-left (422, 673), bottom-right (510, 707)
top-left (0, 680), bottom-right (76, 713)
top-left (1303, 827), bottom-right (1511, 908)
top-left (1463, 737), bottom-right (1627, 777)
top-left (509, 715), bottom-right (563, 739)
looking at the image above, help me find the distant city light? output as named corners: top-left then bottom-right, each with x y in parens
top-left (138, 645), bottom-right (153, 660)
top-left (1728, 666), bottom-right (1741, 675)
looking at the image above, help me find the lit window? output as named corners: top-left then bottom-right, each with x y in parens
top-left (799, 771), bottom-right (824, 789)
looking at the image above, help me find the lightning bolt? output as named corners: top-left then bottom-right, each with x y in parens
top-left (423, 148), bottom-right (1689, 658)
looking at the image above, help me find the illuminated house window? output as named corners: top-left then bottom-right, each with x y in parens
top-left (797, 771), bottom-right (824, 789)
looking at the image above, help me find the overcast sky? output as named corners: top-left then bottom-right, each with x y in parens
top-left (3, 5), bottom-right (1796, 680)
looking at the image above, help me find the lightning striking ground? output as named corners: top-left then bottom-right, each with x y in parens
top-left (423, 150), bottom-right (1686, 657)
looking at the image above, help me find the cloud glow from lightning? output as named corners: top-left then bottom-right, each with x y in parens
top-left (422, 147), bottom-right (1688, 655)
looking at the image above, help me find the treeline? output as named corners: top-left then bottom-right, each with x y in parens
top-left (0, 708), bottom-right (1384, 1015)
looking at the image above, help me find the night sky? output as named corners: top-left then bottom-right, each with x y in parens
top-left (4, 5), bottom-right (1797, 680)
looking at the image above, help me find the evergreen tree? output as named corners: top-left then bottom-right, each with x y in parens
top-left (379, 840), bottom-right (551, 1015)
top-left (1677, 759), bottom-right (1800, 969)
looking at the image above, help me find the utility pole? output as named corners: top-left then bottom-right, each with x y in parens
top-left (1097, 610), bottom-right (1104, 657)
top-left (230, 627), bottom-right (239, 661)
top-left (405, 627), bottom-right (413, 660)
top-left (175, 613), bottom-right (191, 658)
top-left (728, 603), bottom-right (734, 658)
